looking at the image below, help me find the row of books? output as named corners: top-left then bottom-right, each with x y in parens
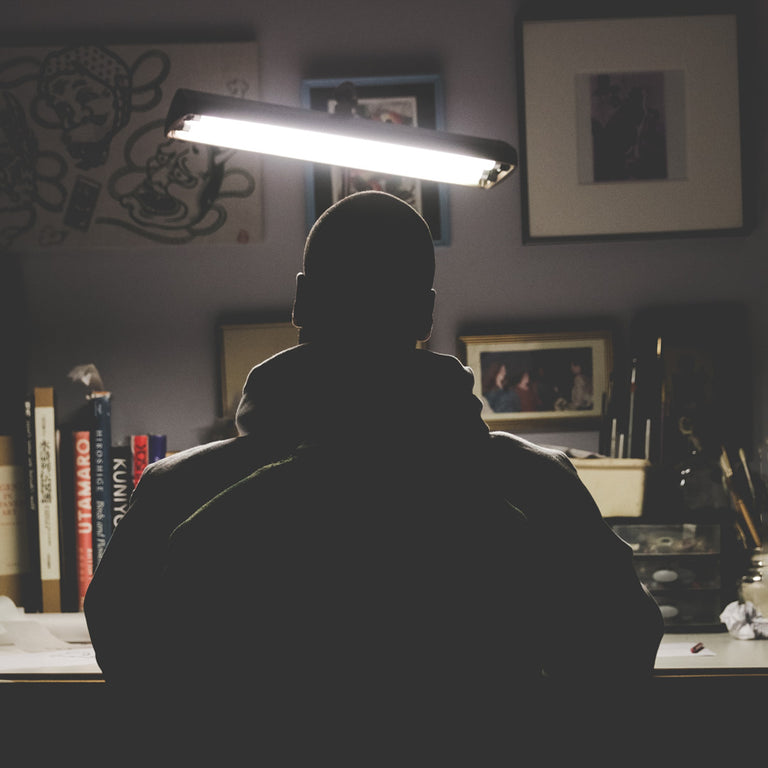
top-left (0, 386), bottom-right (168, 613)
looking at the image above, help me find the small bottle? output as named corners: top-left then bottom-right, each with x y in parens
top-left (739, 547), bottom-right (768, 616)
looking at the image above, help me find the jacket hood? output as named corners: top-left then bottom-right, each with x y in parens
top-left (235, 343), bottom-right (489, 455)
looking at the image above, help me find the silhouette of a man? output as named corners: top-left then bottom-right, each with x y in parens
top-left (85, 191), bottom-right (663, 764)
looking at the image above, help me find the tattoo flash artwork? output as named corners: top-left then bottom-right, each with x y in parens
top-left (0, 42), bottom-right (261, 250)
top-left (97, 120), bottom-right (255, 244)
top-left (0, 90), bottom-right (68, 249)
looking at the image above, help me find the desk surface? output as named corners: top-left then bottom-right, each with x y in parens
top-left (2, 613), bottom-right (768, 678)
top-left (655, 631), bottom-right (768, 674)
top-left (0, 611), bottom-right (98, 677)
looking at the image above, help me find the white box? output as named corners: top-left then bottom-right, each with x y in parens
top-left (571, 458), bottom-right (650, 517)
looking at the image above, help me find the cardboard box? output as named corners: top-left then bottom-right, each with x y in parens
top-left (571, 458), bottom-right (650, 517)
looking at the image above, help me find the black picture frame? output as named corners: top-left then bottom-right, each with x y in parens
top-left (629, 302), bottom-right (751, 468)
top-left (300, 75), bottom-right (450, 245)
top-left (515, 6), bottom-right (747, 243)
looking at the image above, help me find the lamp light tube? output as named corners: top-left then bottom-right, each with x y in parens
top-left (165, 89), bottom-right (516, 189)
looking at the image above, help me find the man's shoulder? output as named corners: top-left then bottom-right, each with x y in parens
top-left (483, 431), bottom-right (604, 527)
top-left (151, 432), bottom-right (285, 471)
top-left (486, 431), bottom-right (575, 475)
top-left (146, 436), bottom-right (243, 474)
top-left (135, 435), bottom-right (275, 504)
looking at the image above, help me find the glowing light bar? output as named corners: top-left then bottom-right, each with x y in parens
top-left (165, 89), bottom-right (517, 189)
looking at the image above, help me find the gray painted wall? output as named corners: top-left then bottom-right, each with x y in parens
top-left (7, 0), bottom-right (768, 458)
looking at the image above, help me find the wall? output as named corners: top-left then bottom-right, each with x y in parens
top-left (4, 0), bottom-right (768, 458)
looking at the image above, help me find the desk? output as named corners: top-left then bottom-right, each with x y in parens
top-left (2, 613), bottom-right (768, 679)
top-left (1, 616), bottom-right (766, 761)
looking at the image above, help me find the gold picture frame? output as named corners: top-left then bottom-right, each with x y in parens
top-left (460, 330), bottom-right (612, 431)
top-left (218, 321), bottom-right (298, 416)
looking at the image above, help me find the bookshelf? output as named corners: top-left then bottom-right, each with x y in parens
top-left (1, 382), bottom-right (169, 614)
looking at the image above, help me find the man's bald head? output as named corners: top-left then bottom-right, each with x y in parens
top-left (293, 191), bottom-right (436, 347)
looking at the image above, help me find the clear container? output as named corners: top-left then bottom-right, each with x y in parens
top-left (612, 523), bottom-right (720, 555)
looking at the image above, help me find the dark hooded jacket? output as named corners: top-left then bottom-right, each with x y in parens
top-left (84, 344), bottom-right (662, 761)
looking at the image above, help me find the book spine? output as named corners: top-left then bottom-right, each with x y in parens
top-left (0, 435), bottom-right (30, 607)
top-left (131, 434), bottom-right (148, 488)
top-left (33, 387), bottom-right (61, 612)
top-left (22, 397), bottom-right (41, 611)
top-left (73, 430), bottom-right (93, 611)
top-left (148, 434), bottom-right (167, 464)
top-left (91, 393), bottom-right (112, 568)
top-left (111, 445), bottom-right (132, 528)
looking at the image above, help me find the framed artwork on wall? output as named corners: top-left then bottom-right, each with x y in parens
top-left (516, 9), bottom-right (746, 242)
top-left (629, 302), bottom-right (751, 468)
top-left (300, 75), bottom-right (450, 245)
top-left (460, 329), bottom-right (613, 432)
top-left (217, 321), bottom-right (298, 417)
top-left (0, 42), bottom-right (263, 250)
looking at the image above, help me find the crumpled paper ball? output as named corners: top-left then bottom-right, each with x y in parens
top-left (720, 601), bottom-right (768, 639)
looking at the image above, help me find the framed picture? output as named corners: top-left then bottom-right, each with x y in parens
top-left (218, 321), bottom-right (298, 416)
top-left (516, 9), bottom-right (746, 242)
top-left (460, 330), bottom-right (612, 431)
top-left (300, 75), bottom-right (450, 245)
top-left (629, 302), bottom-right (751, 467)
top-left (1, 42), bottom-right (263, 250)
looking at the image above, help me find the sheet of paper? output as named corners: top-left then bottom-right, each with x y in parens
top-left (0, 596), bottom-right (91, 645)
top-left (0, 646), bottom-right (96, 672)
top-left (656, 642), bottom-right (715, 658)
top-left (0, 620), bottom-right (72, 651)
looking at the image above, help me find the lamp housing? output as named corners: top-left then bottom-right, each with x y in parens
top-left (165, 88), bottom-right (517, 189)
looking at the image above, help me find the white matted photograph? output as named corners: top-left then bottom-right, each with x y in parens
top-left (517, 11), bottom-right (744, 241)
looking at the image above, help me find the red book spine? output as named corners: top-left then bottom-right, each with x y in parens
top-left (131, 435), bottom-right (148, 488)
top-left (73, 431), bottom-right (93, 611)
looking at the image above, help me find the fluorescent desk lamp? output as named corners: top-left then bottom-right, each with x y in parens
top-left (165, 89), bottom-right (517, 189)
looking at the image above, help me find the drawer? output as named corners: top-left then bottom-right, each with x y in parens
top-left (633, 556), bottom-right (721, 591)
top-left (652, 591), bottom-right (723, 627)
